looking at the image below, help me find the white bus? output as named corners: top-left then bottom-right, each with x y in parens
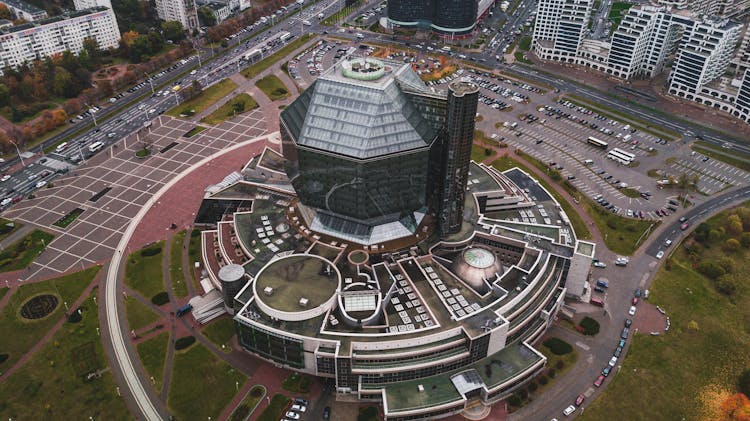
top-left (587, 136), bottom-right (608, 148)
top-left (608, 148), bottom-right (634, 165)
top-left (55, 142), bottom-right (69, 153)
top-left (279, 31), bottom-right (292, 43)
top-left (88, 141), bottom-right (104, 153)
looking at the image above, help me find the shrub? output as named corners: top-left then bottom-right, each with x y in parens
top-left (547, 368), bottom-right (556, 378)
top-left (543, 337), bottom-right (573, 355)
top-left (697, 261), bottom-right (726, 280)
top-left (151, 292), bottom-right (169, 306)
top-left (191, 229), bottom-right (201, 238)
top-left (739, 368), bottom-right (750, 397)
top-left (230, 405), bottom-right (250, 421)
top-left (140, 245), bottom-right (162, 257)
top-left (724, 238), bottom-right (740, 252)
top-left (556, 360), bottom-right (565, 370)
top-left (67, 309), bottom-right (83, 323)
top-left (0, 353), bottom-right (8, 364)
top-left (538, 375), bottom-right (549, 385)
top-left (741, 232), bottom-right (750, 248)
top-left (717, 257), bottom-right (734, 274)
top-left (508, 394), bottom-right (521, 407)
top-left (298, 375), bottom-right (311, 393)
top-left (579, 317), bottom-right (601, 336)
top-left (716, 275), bottom-right (738, 296)
top-left (528, 382), bottom-right (538, 392)
top-left (175, 336), bottom-right (196, 350)
top-left (518, 388), bottom-right (529, 400)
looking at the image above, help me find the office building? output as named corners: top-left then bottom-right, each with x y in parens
top-left (386, 0), bottom-right (494, 36)
top-left (154, 0), bottom-right (199, 31)
top-left (0, 0), bottom-right (47, 21)
top-left (0, 7), bottom-right (121, 70)
top-left (73, 0), bottom-right (112, 10)
top-left (281, 57), bottom-right (480, 244)
top-left (532, 0), bottom-right (594, 61)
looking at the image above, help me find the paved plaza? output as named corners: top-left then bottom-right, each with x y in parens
top-left (5, 109), bottom-right (268, 280)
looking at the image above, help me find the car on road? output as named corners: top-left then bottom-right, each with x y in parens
top-left (1, 174), bottom-right (10, 182)
top-left (593, 261), bottom-right (606, 268)
top-left (107, 132), bottom-right (116, 138)
top-left (563, 405), bottom-right (576, 416)
top-left (594, 375), bottom-right (605, 387)
top-left (621, 326), bottom-right (630, 339)
top-left (624, 318), bottom-right (632, 327)
top-left (656, 250), bottom-right (665, 259)
top-left (628, 306), bottom-right (637, 316)
top-left (323, 406), bottom-right (331, 420)
top-left (575, 394), bottom-right (585, 406)
top-left (294, 398), bottom-right (309, 406)
top-left (35, 180), bottom-right (47, 189)
top-left (596, 279), bottom-right (609, 288)
top-left (680, 222), bottom-right (690, 230)
top-left (635, 288), bottom-right (641, 298)
top-left (632, 297), bottom-right (639, 305)
top-left (679, 216), bottom-right (688, 223)
top-left (614, 345), bottom-right (623, 357)
top-left (594, 286), bottom-right (605, 293)
top-left (664, 239), bottom-right (672, 247)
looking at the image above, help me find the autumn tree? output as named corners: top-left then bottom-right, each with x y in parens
top-left (722, 393), bottom-right (750, 420)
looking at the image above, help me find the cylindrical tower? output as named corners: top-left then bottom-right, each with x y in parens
top-left (438, 80), bottom-right (479, 236)
top-left (433, 0), bottom-right (478, 35)
top-left (218, 264), bottom-right (247, 313)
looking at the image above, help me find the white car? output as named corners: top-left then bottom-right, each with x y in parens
top-left (1, 174), bottom-right (11, 182)
top-left (35, 180), bottom-right (47, 189)
top-left (629, 305), bottom-right (637, 316)
top-left (656, 250), bottom-right (665, 260)
top-left (563, 405), bottom-right (576, 416)
top-left (285, 412), bottom-right (300, 420)
top-left (593, 261), bottom-right (607, 268)
top-left (664, 239), bottom-right (672, 247)
top-left (1, 197), bottom-right (11, 206)
top-left (609, 356), bottom-right (617, 366)
top-left (291, 404), bottom-right (306, 412)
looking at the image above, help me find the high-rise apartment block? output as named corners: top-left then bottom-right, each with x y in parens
top-left (532, 0), bottom-right (594, 61)
top-left (0, 7), bottom-right (121, 70)
top-left (0, 0), bottom-right (47, 21)
top-left (155, 0), bottom-right (199, 31)
top-left (73, 0), bottom-right (113, 10)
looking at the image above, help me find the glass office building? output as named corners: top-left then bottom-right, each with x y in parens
top-left (387, 0), bottom-right (480, 35)
top-left (281, 58), bottom-right (478, 244)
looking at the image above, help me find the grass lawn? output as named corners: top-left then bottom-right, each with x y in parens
top-left (472, 144), bottom-right (494, 163)
top-left (188, 229), bottom-right (202, 287)
top-left (0, 266), bottom-right (99, 371)
top-left (169, 230), bottom-right (188, 298)
top-left (581, 206), bottom-right (750, 420)
top-left (0, 287), bottom-right (7, 301)
top-left (166, 78), bottom-right (237, 118)
top-left (620, 187), bottom-right (641, 198)
top-left (257, 394), bottom-right (291, 421)
top-left (490, 155), bottom-right (593, 240)
top-left (184, 125), bottom-right (207, 138)
top-left (580, 194), bottom-right (656, 255)
top-left (124, 241), bottom-right (166, 301)
top-left (281, 371), bottom-right (311, 393)
top-left (136, 332), bottom-right (170, 391)
top-left (202, 316), bottom-right (235, 352)
top-left (255, 75), bottom-right (289, 101)
top-left (125, 297), bottom-right (161, 331)
top-left (52, 208), bottom-right (84, 228)
top-left (0, 217), bottom-right (21, 242)
top-left (0, 230), bottom-right (54, 272)
top-left (168, 343), bottom-right (246, 420)
top-left (241, 34), bottom-right (313, 80)
top-left (692, 142), bottom-right (750, 173)
top-left (0, 288), bottom-right (130, 420)
top-left (200, 93), bottom-right (259, 125)
top-left (518, 36), bottom-right (532, 51)
top-left (229, 385), bottom-right (266, 421)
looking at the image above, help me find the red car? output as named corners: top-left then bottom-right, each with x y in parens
top-left (594, 375), bottom-right (605, 387)
top-left (575, 394), bottom-right (585, 406)
top-left (632, 297), bottom-right (639, 306)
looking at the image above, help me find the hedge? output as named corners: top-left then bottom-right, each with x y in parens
top-left (543, 337), bottom-right (573, 355)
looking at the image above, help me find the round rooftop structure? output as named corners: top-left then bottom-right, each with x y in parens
top-left (219, 264), bottom-right (245, 283)
top-left (341, 58), bottom-right (386, 81)
top-left (463, 248), bottom-right (496, 269)
top-left (253, 254), bottom-right (340, 321)
top-left (453, 247), bottom-right (503, 292)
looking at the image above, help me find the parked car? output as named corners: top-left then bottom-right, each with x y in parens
top-left (563, 405), bottom-right (576, 416)
top-left (602, 366), bottom-right (612, 377)
top-left (628, 306), bottom-right (637, 316)
top-left (575, 394), bottom-right (585, 406)
top-left (594, 375), bottom-right (605, 387)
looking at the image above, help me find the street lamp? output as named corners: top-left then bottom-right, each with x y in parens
top-left (7, 138), bottom-right (25, 167)
top-left (84, 103), bottom-right (97, 126)
top-left (143, 72), bottom-right (155, 95)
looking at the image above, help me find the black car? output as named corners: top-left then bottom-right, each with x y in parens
top-left (614, 346), bottom-right (623, 357)
top-left (625, 319), bottom-right (632, 327)
top-left (323, 406), bottom-right (331, 420)
top-left (294, 397), bottom-right (309, 406)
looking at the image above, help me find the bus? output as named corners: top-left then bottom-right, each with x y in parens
top-left (608, 148), bottom-right (635, 165)
top-left (279, 31), bottom-right (292, 43)
top-left (587, 136), bottom-right (608, 148)
top-left (88, 141), bottom-right (104, 153)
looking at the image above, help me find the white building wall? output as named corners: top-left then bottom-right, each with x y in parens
top-left (73, 0), bottom-right (113, 10)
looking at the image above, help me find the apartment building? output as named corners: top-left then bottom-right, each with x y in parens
top-left (532, 0), bottom-right (594, 62)
top-left (0, 0), bottom-right (47, 21)
top-left (0, 7), bottom-right (121, 70)
top-left (73, 0), bottom-right (113, 10)
top-left (154, 0), bottom-right (199, 31)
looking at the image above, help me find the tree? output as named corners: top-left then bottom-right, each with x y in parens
top-left (725, 238), bottom-right (740, 253)
top-left (0, 4), bottom-right (10, 19)
top-left (721, 393), bottom-right (750, 420)
top-left (198, 6), bottom-right (217, 26)
top-left (161, 21), bottom-right (185, 41)
top-left (0, 83), bottom-right (8, 107)
top-left (52, 66), bottom-right (74, 98)
top-left (696, 261), bottom-right (725, 280)
top-left (82, 37), bottom-right (101, 62)
top-left (739, 369), bottom-right (750, 397)
top-left (742, 232), bottom-right (750, 248)
top-left (717, 274), bottom-right (738, 296)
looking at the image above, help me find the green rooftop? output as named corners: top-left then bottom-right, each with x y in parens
top-left (255, 255), bottom-right (338, 312)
